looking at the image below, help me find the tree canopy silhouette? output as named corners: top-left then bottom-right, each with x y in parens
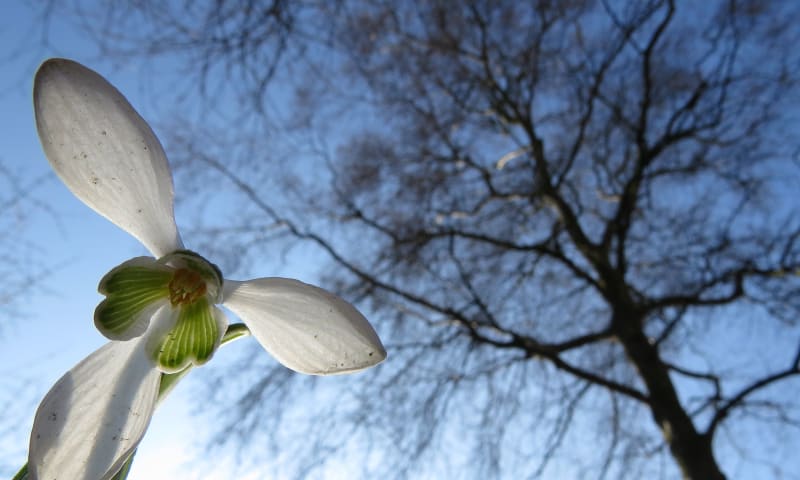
top-left (45, 0), bottom-right (800, 478)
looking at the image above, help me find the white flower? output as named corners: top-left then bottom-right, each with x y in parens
top-left (28, 58), bottom-right (386, 480)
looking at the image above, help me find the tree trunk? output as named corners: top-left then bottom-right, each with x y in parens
top-left (613, 311), bottom-right (726, 480)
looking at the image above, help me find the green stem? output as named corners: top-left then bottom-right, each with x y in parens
top-left (11, 463), bottom-right (27, 480)
top-left (221, 322), bottom-right (251, 345)
top-left (13, 323), bottom-right (250, 480)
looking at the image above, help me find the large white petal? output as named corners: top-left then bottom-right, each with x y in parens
top-left (222, 278), bottom-right (386, 375)
top-left (34, 58), bottom-right (183, 257)
top-left (29, 338), bottom-right (160, 480)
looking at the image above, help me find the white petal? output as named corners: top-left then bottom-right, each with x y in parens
top-left (29, 338), bottom-right (160, 480)
top-left (222, 278), bottom-right (386, 375)
top-left (34, 58), bottom-right (183, 257)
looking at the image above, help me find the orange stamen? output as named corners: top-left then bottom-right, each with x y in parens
top-left (168, 268), bottom-right (207, 306)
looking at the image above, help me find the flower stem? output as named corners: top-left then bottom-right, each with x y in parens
top-left (10, 463), bottom-right (26, 480)
top-left (221, 322), bottom-right (251, 344)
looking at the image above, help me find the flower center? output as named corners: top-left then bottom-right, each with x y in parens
top-left (168, 268), bottom-right (207, 306)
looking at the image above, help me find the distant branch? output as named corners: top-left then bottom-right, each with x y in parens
top-left (705, 346), bottom-right (800, 437)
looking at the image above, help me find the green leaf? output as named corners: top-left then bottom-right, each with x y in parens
top-left (154, 297), bottom-right (222, 371)
top-left (95, 259), bottom-right (172, 340)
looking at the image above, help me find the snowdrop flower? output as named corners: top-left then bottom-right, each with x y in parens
top-left (28, 58), bottom-right (386, 480)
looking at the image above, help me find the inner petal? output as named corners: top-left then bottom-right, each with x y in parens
top-left (95, 257), bottom-right (173, 341)
top-left (152, 298), bottom-right (228, 373)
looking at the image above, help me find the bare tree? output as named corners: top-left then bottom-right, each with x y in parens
top-left (0, 158), bottom-right (54, 474)
top-left (37, 0), bottom-right (800, 478)
top-left (0, 160), bottom-right (52, 325)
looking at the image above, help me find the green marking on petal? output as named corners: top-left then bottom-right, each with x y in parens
top-left (95, 262), bottom-right (172, 340)
top-left (155, 297), bottom-right (220, 372)
top-left (99, 266), bottom-right (172, 295)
